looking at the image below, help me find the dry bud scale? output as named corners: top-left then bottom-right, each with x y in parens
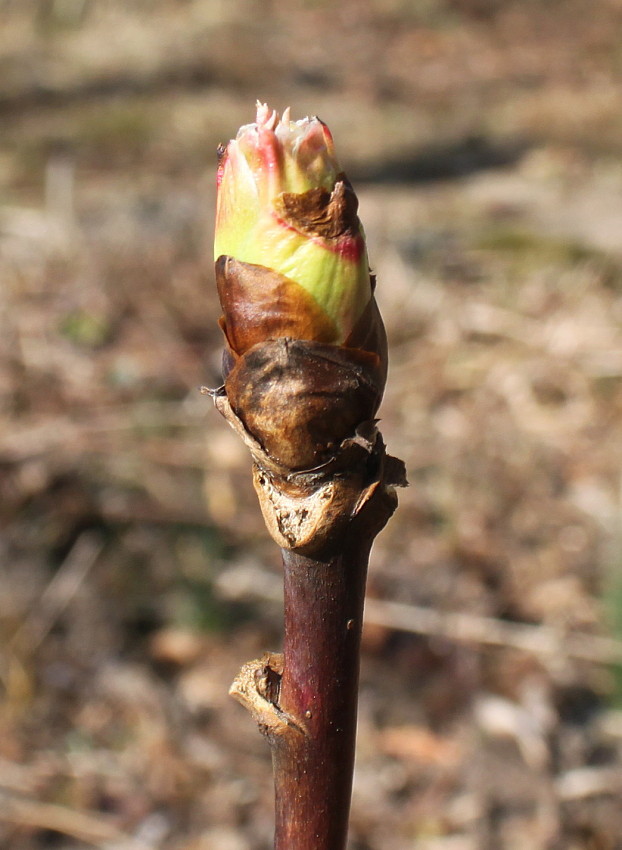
top-left (209, 104), bottom-right (404, 850)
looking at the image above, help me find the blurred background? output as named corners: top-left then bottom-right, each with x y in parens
top-left (2, 1), bottom-right (622, 848)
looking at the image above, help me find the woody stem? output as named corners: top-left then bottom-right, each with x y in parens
top-left (273, 535), bottom-right (371, 850)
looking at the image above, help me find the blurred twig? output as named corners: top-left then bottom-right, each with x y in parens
top-left (0, 402), bottom-right (204, 463)
top-left (0, 789), bottom-right (152, 850)
top-left (216, 564), bottom-right (622, 666)
top-left (364, 597), bottom-right (622, 666)
top-left (554, 766), bottom-right (622, 800)
top-left (10, 532), bottom-right (104, 655)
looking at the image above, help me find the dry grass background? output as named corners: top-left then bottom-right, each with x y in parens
top-left (2, 1), bottom-right (622, 848)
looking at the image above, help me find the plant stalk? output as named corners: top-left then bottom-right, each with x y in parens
top-left (214, 103), bottom-right (404, 849)
top-left (273, 538), bottom-right (371, 850)
top-left (219, 393), bottom-right (403, 850)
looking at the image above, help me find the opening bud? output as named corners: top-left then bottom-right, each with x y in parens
top-left (214, 105), bottom-right (387, 471)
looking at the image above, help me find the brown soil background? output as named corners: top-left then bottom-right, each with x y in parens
top-left (2, 1), bottom-right (622, 848)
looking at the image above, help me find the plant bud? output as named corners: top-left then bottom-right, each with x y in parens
top-left (215, 104), bottom-right (387, 471)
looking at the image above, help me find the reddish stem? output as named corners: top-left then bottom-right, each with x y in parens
top-left (273, 537), bottom-right (371, 850)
